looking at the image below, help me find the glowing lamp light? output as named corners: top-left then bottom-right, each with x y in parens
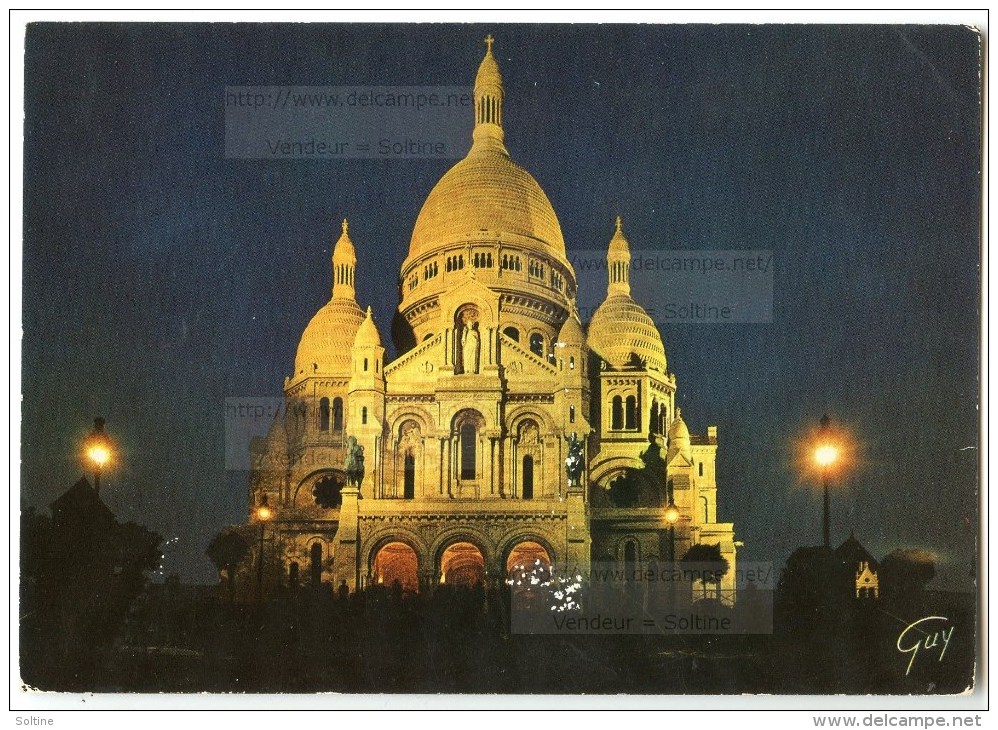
top-left (814, 444), bottom-right (839, 468)
top-left (256, 505), bottom-right (273, 522)
top-left (88, 444), bottom-right (111, 468)
top-left (665, 503), bottom-right (680, 524)
top-left (83, 417), bottom-right (114, 495)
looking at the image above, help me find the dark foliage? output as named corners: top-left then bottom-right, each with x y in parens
top-left (206, 529), bottom-right (250, 601)
top-left (880, 549), bottom-right (936, 605)
top-left (19, 479), bottom-right (162, 690)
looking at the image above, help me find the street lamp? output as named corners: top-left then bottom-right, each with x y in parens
top-left (814, 414), bottom-right (839, 549)
top-left (664, 501), bottom-right (680, 609)
top-left (256, 495), bottom-right (273, 600)
top-left (665, 501), bottom-right (680, 562)
top-left (84, 417), bottom-right (113, 496)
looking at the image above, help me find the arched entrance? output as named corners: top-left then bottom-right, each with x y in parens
top-left (440, 542), bottom-right (485, 587)
top-left (372, 542), bottom-right (420, 593)
top-left (505, 541), bottom-right (552, 584)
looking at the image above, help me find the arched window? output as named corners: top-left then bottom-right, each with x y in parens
top-left (313, 474), bottom-right (344, 509)
top-left (289, 562), bottom-right (300, 592)
top-left (310, 543), bottom-right (323, 588)
top-left (529, 333), bottom-right (544, 357)
top-left (522, 455), bottom-right (534, 500)
top-left (333, 398), bottom-right (343, 431)
top-left (460, 421), bottom-right (477, 480)
top-left (362, 406), bottom-right (368, 425)
top-left (404, 453), bottom-right (415, 499)
top-left (423, 332), bottom-right (435, 341)
top-left (319, 397), bottom-right (330, 432)
top-left (503, 326), bottom-right (520, 342)
top-left (569, 405), bottom-right (576, 423)
top-left (698, 462), bottom-right (704, 477)
top-left (363, 357), bottom-right (368, 372)
top-left (611, 396), bottom-right (623, 430)
top-left (650, 401), bottom-right (659, 433)
top-left (569, 356), bottom-right (575, 370)
top-left (625, 395), bottom-right (637, 430)
top-left (624, 540), bottom-right (637, 567)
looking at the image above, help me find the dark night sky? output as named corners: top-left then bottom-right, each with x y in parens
top-left (21, 23), bottom-right (980, 587)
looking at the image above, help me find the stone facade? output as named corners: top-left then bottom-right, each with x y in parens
top-left (243, 37), bottom-right (738, 602)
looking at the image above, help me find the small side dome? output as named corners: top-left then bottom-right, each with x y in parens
top-left (354, 306), bottom-right (382, 348)
top-left (668, 409), bottom-right (692, 461)
top-left (669, 410), bottom-right (690, 440)
top-left (557, 309), bottom-right (585, 346)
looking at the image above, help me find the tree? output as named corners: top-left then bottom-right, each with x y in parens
top-left (206, 528), bottom-right (250, 601)
top-left (681, 543), bottom-right (730, 600)
top-left (774, 546), bottom-right (854, 636)
top-left (879, 548), bottom-right (936, 605)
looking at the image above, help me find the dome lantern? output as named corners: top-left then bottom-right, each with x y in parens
top-left (607, 216), bottom-right (631, 296)
top-left (332, 218), bottom-right (357, 301)
top-left (472, 34), bottom-right (506, 153)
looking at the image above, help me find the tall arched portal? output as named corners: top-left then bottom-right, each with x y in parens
top-left (372, 542), bottom-right (420, 593)
top-left (440, 542), bottom-right (485, 587)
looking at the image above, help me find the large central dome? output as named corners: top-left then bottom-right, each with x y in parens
top-left (405, 36), bottom-right (567, 268)
top-left (408, 147), bottom-right (566, 262)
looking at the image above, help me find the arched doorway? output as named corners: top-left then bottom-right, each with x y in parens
top-left (372, 542), bottom-right (420, 594)
top-left (440, 542), bottom-right (485, 587)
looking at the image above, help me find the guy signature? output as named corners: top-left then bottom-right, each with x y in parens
top-left (896, 615), bottom-right (954, 677)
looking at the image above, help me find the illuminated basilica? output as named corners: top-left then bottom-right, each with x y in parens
top-left (245, 38), bottom-right (737, 599)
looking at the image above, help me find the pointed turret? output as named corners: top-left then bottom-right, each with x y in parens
top-left (349, 306), bottom-right (385, 497)
top-left (350, 306), bottom-right (386, 389)
top-left (354, 306), bottom-right (383, 348)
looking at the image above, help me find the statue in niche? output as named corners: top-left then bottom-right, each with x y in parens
top-left (458, 307), bottom-right (481, 374)
top-left (344, 435), bottom-right (365, 488)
